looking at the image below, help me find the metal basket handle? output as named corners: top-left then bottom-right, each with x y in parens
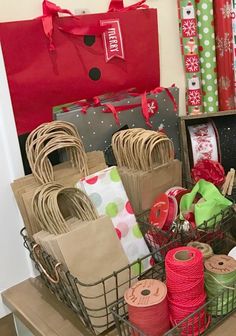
top-left (33, 244), bottom-right (61, 284)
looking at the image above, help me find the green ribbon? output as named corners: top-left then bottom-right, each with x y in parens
top-left (180, 179), bottom-right (232, 227)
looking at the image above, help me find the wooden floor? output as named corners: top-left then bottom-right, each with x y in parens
top-left (2, 278), bottom-right (236, 336)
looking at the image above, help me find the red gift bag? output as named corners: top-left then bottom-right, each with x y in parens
top-left (0, 0), bottom-right (160, 135)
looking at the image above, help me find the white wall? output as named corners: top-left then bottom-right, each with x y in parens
top-left (0, 0), bottom-right (186, 319)
top-left (0, 47), bottom-right (35, 318)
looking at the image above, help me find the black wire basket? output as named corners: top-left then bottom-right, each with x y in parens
top-left (21, 204), bottom-right (235, 334)
top-left (111, 234), bottom-right (236, 336)
top-left (21, 228), bottom-right (179, 334)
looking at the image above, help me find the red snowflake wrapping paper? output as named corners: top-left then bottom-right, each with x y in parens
top-left (214, 0), bottom-right (235, 110)
top-left (177, 0), bottom-right (203, 115)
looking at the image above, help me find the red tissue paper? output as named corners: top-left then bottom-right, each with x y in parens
top-left (191, 159), bottom-right (225, 186)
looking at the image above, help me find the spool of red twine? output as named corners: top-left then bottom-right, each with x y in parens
top-left (165, 246), bottom-right (210, 335)
top-left (124, 279), bottom-right (170, 336)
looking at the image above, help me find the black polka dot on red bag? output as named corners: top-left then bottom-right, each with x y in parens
top-left (89, 67), bottom-right (101, 81)
top-left (84, 35), bottom-right (96, 46)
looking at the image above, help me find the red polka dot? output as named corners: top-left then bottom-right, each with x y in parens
top-left (115, 228), bottom-right (122, 239)
top-left (85, 176), bottom-right (98, 184)
top-left (211, 20), bottom-right (214, 26)
top-left (199, 46), bottom-right (203, 52)
top-left (150, 257), bottom-right (155, 266)
top-left (125, 201), bottom-right (134, 214)
top-left (214, 67), bottom-right (217, 73)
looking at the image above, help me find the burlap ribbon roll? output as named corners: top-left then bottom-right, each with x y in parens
top-left (32, 183), bottom-right (98, 235)
top-left (187, 241), bottom-right (213, 260)
top-left (112, 128), bottom-right (174, 171)
top-left (26, 121), bottom-right (89, 184)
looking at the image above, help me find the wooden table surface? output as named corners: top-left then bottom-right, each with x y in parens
top-left (2, 278), bottom-right (236, 336)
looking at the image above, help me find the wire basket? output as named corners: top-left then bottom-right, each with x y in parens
top-left (111, 234), bottom-right (236, 336)
top-left (21, 204), bottom-right (235, 334)
top-left (21, 227), bottom-right (179, 334)
top-left (137, 204), bottom-right (235, 259)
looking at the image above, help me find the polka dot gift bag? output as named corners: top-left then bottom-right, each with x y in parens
top-left (76, 166), bottom-right (152, 273)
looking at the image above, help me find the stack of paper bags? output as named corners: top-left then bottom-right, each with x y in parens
top-left (118, 160), bottom-right (182, 214)
top-left (111, 128), bottom-right (182, 214)
top-left (11, 120), bottom-right (107, 237)
top-left (31, 184), bottom-right (133, 334)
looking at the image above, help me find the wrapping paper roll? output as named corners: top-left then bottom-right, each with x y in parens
top-left (214, 0), bottom-right (235, 110)
top-left (196, 0), bottom-right (218, 113)
top-left (177, 0), bottom-right (203, 115)
top-left (232, 0), bottom-right (236, 103)
top-left (188, 122), bottom-right (220, 165)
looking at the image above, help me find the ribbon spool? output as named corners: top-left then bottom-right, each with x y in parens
top-left (165, 186), bottom-right (189, 213)
top-left (149, 193), bottom-right (178, 231)
top-left (124, 279), bottom-right (170, 336)
top-left (165, 246), bottom-right (210, 335)
top-left (205, 255), bottom-right (236, 315)
top-left (187, 241), bottom-right (213, 260)
top-left (188, 122), bottom-right (220, 166)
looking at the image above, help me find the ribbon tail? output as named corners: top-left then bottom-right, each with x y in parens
top-left (141, 92), bottom-right (152, 127)
top-left (103, 103), bottom-right (120, 125)
top-left (42, 16), bottom-right (55, 51)
top-left (165, 88), bottom-right (178, 112)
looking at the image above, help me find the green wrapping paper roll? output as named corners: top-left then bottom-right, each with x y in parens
top-left (196, 0), bottom-right (218, 113)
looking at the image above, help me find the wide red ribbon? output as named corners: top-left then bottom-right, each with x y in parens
top-left (41, 0), bottom-right (109, 50)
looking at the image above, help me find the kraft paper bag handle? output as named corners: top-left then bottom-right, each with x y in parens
top-left (34, 137), bottom-right (88, 184)
top-left (148, 137), bottom-right (174, 169)
top-left (26, 121), bottom-right (89, 184)
top-left (112, 128), bottom-right (174, 171)
top-left (32, 183), bottom-right (99, 234)
top-left (180, 179), bottom-right (232, 227)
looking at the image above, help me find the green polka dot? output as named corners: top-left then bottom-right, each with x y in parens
top-left (110, 167), bottom-right (121, 182)
top-left (131, 261), bottom-right (144, 276)
top-left (132, 224), bottom-right (143, 238)
top-left (105, 202), bottom-right (118, 218)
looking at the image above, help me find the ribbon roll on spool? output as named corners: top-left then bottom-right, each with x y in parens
top-left (188, 122), bottom-right (220, 166)
top-left (149, 193), bottom-right (178, 231)
top-left (124, 279), bottom-right (170, 336)
top-left (165, 186), bottom-right (189, 211)
top-left (205, 255), bottom-right (236, 315)
top-left (165, 246), bottom-right (210, 335)
top-left (187, 241), bottom-right (213, 260)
